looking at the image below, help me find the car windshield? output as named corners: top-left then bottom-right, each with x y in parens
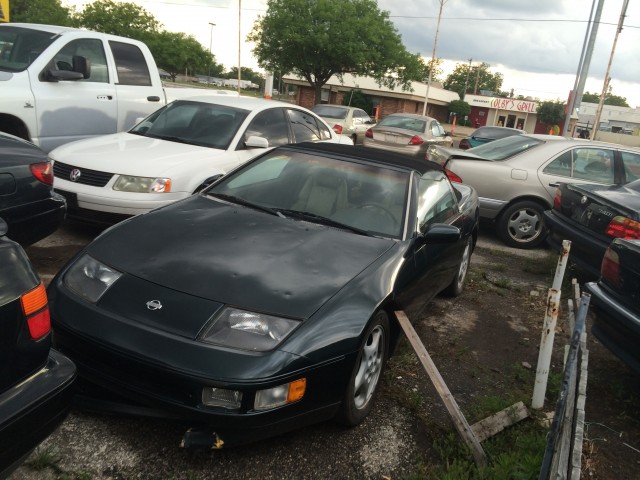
top-left (206, 150), bottom-right (410, 238)
top-left (130, 100), bottom-right (249, 149)
top-left (378, 116), bottom-right (426, 133)
top-left (311, 105), bottom-right (348, 119)
top-left (0, 26), bottom-right (59, 72)
top-left (467, 135), bottom-right (544, 160)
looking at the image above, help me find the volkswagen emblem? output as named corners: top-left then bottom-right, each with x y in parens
top-left (146, 300), bottom-right (163, 311)
top-left (70, 168), bottom-right (82, 182)
top-left (580, 195), bottom-right (588, 205)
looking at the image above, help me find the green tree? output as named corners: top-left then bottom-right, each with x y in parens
top-left (581, 91), bottom-right (629, 107)
top-left (414, 57), bottom-right (443, 83)
top-left (9, 0), bottom-right (73, 25)
top-left (342, 89), bottom-right (373, 115)
top-left (448, 99), bottom-right (470, 125)
top-left (225, 67), bottom-right (264, 85)
top-left (146, 31), bottom-right (214, 81)
top-left (444, 62), bottom-right (503, 99)
top-left (75, 0), bottom-right (161, 43)
top-left (248, 0), bottom-right (422, 104)
top-left (536, 100), bottom-right (565, 130)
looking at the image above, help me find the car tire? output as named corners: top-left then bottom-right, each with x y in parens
top-left (497, 200), bottom-right (546, 249)
top-left (442, 235), bottom-right (472, 297)
top-left (336, 310), bottom-right (389, 426)
top-left (351, 134), bottom-right (357, 145)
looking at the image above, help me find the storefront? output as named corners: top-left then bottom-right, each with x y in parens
top-left (464, 94), bottom-right (546, 133)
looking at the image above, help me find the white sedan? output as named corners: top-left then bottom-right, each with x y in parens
top-left (50, 96), bottom-right (352, 223)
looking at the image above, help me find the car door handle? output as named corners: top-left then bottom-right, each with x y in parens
top-left (549, 183), bottom-right (559, 188)
top-left (147, 96), bottom-right (161, 102)
top-left (97, 95), bottom-right (113, 100)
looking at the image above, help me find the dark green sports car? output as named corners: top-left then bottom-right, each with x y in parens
top-left (49, 142), bottom-right (479, 448)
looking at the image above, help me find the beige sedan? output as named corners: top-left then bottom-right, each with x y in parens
top-left (429, 134), bottom-right (640, 248)
top-left (362, 113), bottom-right (453, 157)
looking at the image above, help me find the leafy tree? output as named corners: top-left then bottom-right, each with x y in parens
top-left (444, 62), bottom-right (503, 99)
top-left (224, 67), bottom-right (264, 85)
top-left (342, 90), bottom-right (373, 115)
top-left (9, 0), bottom-right (74, 25)
top-left (536, 100), bottom-right (565, 130)
top-left (75, 0), bottom-right (161, 42)
top-left (145, 31), bottom-right (214, 81)
top-left (248, 0), bottom-right (422, 104)
top-left (414, 57), bottom-right (443, 84)
top-left (448, 100), bottom-right (470, 123)
top-left (581, 91), bottom-right (629, 107)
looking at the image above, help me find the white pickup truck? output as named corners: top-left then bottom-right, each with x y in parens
top-left (0, 23), bottom-right (230, 152)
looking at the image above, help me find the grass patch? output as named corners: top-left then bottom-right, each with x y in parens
top-left (26, 446), bottom-right (63, 473)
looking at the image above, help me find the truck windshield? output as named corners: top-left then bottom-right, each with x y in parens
top-left (0, 26), bottom-right (59, 72)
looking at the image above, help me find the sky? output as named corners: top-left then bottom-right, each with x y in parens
top-left (61, 0), bottom-right (640, 107)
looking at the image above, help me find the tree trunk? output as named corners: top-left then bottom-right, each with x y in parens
top-left (314, 83), bottom-right (323, 105)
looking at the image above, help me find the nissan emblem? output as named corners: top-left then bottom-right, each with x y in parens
top-left (580, 195), bottom-right (588, 205)
top-left (146, 300), bottom-right (163, 311)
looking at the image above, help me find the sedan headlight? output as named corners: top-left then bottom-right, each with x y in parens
top-left (63, 254), bottom-right (122, 303)
top-left (199, 307), bottom-right (299, 351)
top-left (113, 175), bottom-right (171, 193)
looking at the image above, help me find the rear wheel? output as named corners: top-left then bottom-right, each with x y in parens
top-left (497, 200), bottom-right (546, 248)
top-left (351, 134), bottom-right (357, 145)
top-left (336, 311), bottom-right (389, 426)
top-left (443, 235), bottom-right (472, 297)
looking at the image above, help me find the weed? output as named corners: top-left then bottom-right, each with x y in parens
top-left (26, 446), bottom-right (63, 473)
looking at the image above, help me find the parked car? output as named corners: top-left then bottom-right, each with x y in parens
top-left (362, 113), bottom-right (452, 157)
top-left (458, 126), bottom-right (525, 150)
top-left (0, 218), bottom-right (76, 478)
top-left (311, 104), bottom-right (374, 145)
top-left (584, 239), bottom-right (640, 373)
top-left (544, 180), bottom-right (640, 277)
top-left (51, 96), bottom-right (352, 224)
top-left (0, 132), bottom-right (66, 245)
top-left (48, 142), bottom-right (479, 448)
top-left (429, 134), bottom-right (640, 248)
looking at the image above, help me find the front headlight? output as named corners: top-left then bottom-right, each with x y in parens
top-left (63, 254), bottom-right (122, 303)
top-left (113, 175), bottom-right (171, 193)
top-left (199, 307), bottom-right (299, 351)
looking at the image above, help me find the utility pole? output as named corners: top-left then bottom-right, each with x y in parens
top-left (237, 0), bottom-right (242, 94)
top-left (422, 0), bottom-right (448, 116)
top-left (562, 0), bottom-right (603, 136)
top-left (208, 22), bottom-right (216, 83)
top-left (591, 0), bottom-right (629, 140)
top-left (462, 58), bottom-right (472, 101)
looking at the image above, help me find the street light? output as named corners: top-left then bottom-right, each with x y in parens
top-left (208, 22), bottom-right (216, 83)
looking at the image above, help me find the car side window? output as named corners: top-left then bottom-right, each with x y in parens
top-left (620, 151), bottom-right (640, 183)
top-left (417, 171), bottom-right (459, 231)
top-left (241, 108), bottom-right (290, 148)
top-left (543, 148), bottom-right (614, 183)
top-left (109, 41), bottom-right (152, 86)
top-left (430, 121), bottom-right (445, 137)
top-left (49, 39), bottom-right (109, 83)
top-left (288, 109), bottom-right (321, 142)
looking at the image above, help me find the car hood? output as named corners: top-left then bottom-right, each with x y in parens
top-left (87, 195), bottom-right (396, 320)
top-left (49, 133), bottom-right (225, 176)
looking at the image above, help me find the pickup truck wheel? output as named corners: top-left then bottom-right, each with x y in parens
top-left (497, 201), bottom-right (546, 249)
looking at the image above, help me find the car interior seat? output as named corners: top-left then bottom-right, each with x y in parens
top-left (292, 169), bottom-right (348, 217)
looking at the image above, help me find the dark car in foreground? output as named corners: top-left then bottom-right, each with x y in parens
top-left (48, 142), bottom-right (478, 448)
top-left (458, 126), bottom-right (524, 150)
top-left (0, 218), bottom-right (76, 478)
top-left (585, 239), bottom-right (640, 373)
top-left (544, 180), bottom-right (640, 277)
top-left (0, 132), bottom-right (66, 245)
top-left (428, 135), bottom-right (640, 248)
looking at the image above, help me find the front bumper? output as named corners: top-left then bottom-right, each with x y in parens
top-left (586, 281), bottom-right (640, 374)
top-left (0, 350), bottom-right (76, 477)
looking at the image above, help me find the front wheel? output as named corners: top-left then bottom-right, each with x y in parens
top-left (336, 311), bottom-right (389, 426)
top-left (443, 235), bottom-right (473, 297)
top-left (496, 201), bottom-right (546, 249)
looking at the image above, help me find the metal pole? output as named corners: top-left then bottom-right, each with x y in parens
top-left (208, 22), bottom-right (216, 83)
top-left (422, 0), bottom-right (446, 116)
top-left (462, 58), bottom-right (472, 102)
top-left (562, 0), bottom-right (601, 136)
top-left (591, 0), bottom-right (629, 140)
top-left (237, 0), bottom-right (242, 95)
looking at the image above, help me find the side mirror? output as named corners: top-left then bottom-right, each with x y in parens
top-left (46, 69), bottom-right (84, 81)
top-left (245, 136), bottom-right (269, 149)
top-left (72, 55), bottom-right (91, 79)
top-left (417, 223), bottom-right (461, 246)
top-left (0, 218), bottom-right (7, 237)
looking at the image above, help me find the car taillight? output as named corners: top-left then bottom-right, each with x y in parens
top-left (365, 128), bottom-right (373, 138)
top-left (600, 246), bottom-right (621, 288)
top-left (30, 162), bottom-right (54, 186)
top-left (20, 283), bottom-right (51, 340)
top-left (333, 124), bottom-right (343, 134)
top-left (459, 139), bottom-right (470, 150)
top-left (409, 135), bottom-right (424, 145)
top-left (445, 169), bottom-right (463, 183)
top-left (606, 216), bottom-right (640, 239)
top-left (553, 189), bottom-right (562, 209)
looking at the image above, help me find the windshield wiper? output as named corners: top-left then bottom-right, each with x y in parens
top-left (206, 193), bottom-right (284, 217)
top-left (278, 209), bottom-right (372, 236)
top-left (146, 133), bottom-right (191, 145)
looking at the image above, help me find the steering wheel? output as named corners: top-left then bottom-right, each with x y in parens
top-left (357, 203), bottom-right (398, 227)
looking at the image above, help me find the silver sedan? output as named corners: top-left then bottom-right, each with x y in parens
top-left (428, 134), bottom-right (640, 248)
top-left (362, 113), bottom-right (452, 157)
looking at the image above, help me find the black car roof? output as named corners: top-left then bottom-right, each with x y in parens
top-left (283, 142), bottom-right (444, 175)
